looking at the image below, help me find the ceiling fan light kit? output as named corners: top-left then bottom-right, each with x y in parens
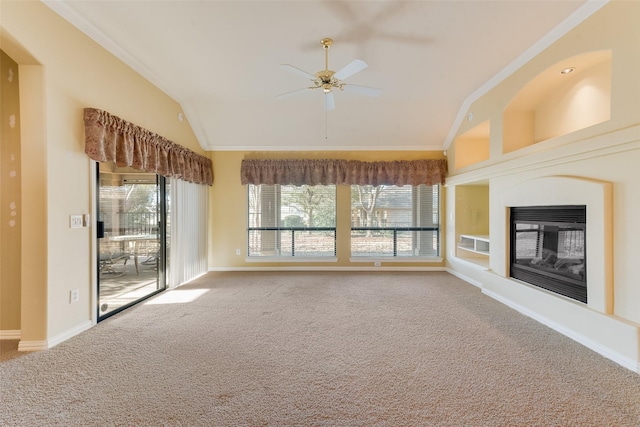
top-left (277, 37), bottom-right (381, 110)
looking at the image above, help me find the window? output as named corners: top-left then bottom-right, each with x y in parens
top-left (350, 184), bottom-right (440, 258)
top-left (247, 184), bottom-right (336, 257)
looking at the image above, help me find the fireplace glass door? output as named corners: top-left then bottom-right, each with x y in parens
top-left (511, 206), bottom-right (586, 303)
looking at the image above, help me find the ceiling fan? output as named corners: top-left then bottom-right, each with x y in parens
top-left (277, 38), bottom-right (381, 110)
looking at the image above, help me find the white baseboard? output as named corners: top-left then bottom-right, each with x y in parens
top-left (482, 287), bottom-right (640, 374)
top-left (0, 330), bottom-right (21, 340)
top-left (48, 320), bottom-right (93, 349)
top-left (446, 267), bottom-right (484, 288)
top-left (209, 266), bottom-right (446, 272)
top-left (171, 271), bottom-right (209, 289)
top-left (18, 320), bottom-right (93, 352)
top-left (18, 340), bottom-right (48, 351)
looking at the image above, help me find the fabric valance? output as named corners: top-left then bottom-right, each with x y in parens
top-left (84, 108), bottom-right (213, 185)
top-left (240, 158), bottom-right (446, 187)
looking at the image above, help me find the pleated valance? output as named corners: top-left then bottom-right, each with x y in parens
top-left (240, 158), bottom-right (447, 187)
top-left (84, 108), bottom-right (213, 185)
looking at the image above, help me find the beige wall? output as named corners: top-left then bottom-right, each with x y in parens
top-left (1, 1), bottom-right (203, 345)
top-left (454, 185), bottom-right (489, 238)
top-left (210, 151), bottom-right (446, 270)
top-left (0, 50), bottom-right (21, 333)
top-left (446, 1), bottom-right (640, 371)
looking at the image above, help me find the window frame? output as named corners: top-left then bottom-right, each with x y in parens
top-left (349, 184), bottom-right (442, 261)
top-left (246, 183), bottom-right (338, 261)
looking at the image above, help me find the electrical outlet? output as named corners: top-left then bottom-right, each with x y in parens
top-left (235, 248), bottom-right (241, 255)
top-left (70, 289), bottom-right (79, 303)
top-left (69, 215), bottom-right (83, 229)
top-left (374, 261), bottom-right (381, 267)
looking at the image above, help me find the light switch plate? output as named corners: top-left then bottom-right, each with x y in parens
top-left (70, 215), bottom-right (83, 228)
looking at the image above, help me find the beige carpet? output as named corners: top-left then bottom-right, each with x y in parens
top-left (0, 339), bottom-right (21, 362)
top-left (1, 271), bottom-right (639, 426)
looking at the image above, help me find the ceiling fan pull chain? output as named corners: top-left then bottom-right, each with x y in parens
top-left (325, 106), bottom-right (328, 139)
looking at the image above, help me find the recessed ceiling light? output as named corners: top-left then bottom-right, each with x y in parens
top-left (560, 67), bottom-right (575, 75)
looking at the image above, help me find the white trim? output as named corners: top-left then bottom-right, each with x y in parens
top-left (179, 101), bottom-right (210, 153)
top-left (443, 0), bottom-right (609, 149)
top-left (44, 0), bottom-right (607, 154)
top-left (446, 267), bottom-right (484, 289)
top-left (206, 144), bottom-right (445, 152)
top-left (42, 1), bottom-right (176, 100)
top-left (445, 125), bottom-right (639, 187)
top-left (90, 160), bottom-right (98, 325)
top-left (47, 320), bottom-right (93, 349)
top-left (173, 271), bottom-right (209, 289)
top-left (210, 266), bottom-right (446, 272)
top-left (41, 1), bottom-right (211, 151)
top-left (482, 288), bottom-right (639, 374)
top-left (350, 257), bottom-right (442, 263)
top-left (245, 256), bottom-right (338, 263)
top-left (18, 340), bottom-right (48, 352)
top-left (0, 330), bottom-right (21, 340)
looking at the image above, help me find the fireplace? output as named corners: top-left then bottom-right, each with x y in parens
top-left (510, 206), bottom-right (586, 303)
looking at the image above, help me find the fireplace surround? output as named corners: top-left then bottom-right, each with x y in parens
top-left (499, 176), bottom-right (612, 314)
top-left (510, 205), bottom-right (586, 303)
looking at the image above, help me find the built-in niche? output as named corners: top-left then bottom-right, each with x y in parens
top-left (453, 120), bottom-right (490, 169)
top-left (503, 50), bottom-right (612, 154)
top-left (455, 183), bottom-right (489, 267)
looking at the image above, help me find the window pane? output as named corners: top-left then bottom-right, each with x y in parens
top-left (350, 184), bottom-right (439, 257)
top-left (248, 184), bottom-right (336, 257)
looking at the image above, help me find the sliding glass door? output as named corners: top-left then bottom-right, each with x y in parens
top-left (96, 164), bottom-right (168, 320)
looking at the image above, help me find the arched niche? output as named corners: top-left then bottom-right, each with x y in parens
top-left (503, 50), bottom-right (612, 154)
top-left (453, 120), bottom-right (490, 169)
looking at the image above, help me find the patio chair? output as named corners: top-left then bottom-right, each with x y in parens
top-left (99, 251), bottom-right (130, 278)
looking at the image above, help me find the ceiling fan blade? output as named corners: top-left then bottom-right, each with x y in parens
top-left (333, 59), bottom-right (368, 81)
top-left (275, 87), bottom-right (311, 99)
top-left (324, 92), bottom-right (335, 111)
top-left (279, 64), bottom-right (316, 80)
top-left (342, 84), bottom-right (382, 98)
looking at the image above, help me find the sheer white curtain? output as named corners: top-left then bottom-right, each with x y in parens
top-left (169, 178), bottom-right (208, 289)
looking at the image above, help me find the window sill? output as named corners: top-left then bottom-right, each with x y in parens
top-left (245, 257), bottom-right (338, 263)
top-left (350, 257), bottom-right (443, 263)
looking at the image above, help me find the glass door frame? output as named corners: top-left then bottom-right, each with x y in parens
top-left (95, 164), bottom-right (168, 321)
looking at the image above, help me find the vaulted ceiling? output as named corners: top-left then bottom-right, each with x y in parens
top-left (45, 0), bottom-right (592, 152)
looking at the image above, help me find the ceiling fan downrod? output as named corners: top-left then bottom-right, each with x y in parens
top-left (318, 38), bottom-right (337, 93)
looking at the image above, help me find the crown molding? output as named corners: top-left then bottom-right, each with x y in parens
top-left (206, 144), bottom-right (445, 152)
top-left (42, 1), bottom-right (212, 151)
top-left (44, 0), bottom-right (607, 154)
